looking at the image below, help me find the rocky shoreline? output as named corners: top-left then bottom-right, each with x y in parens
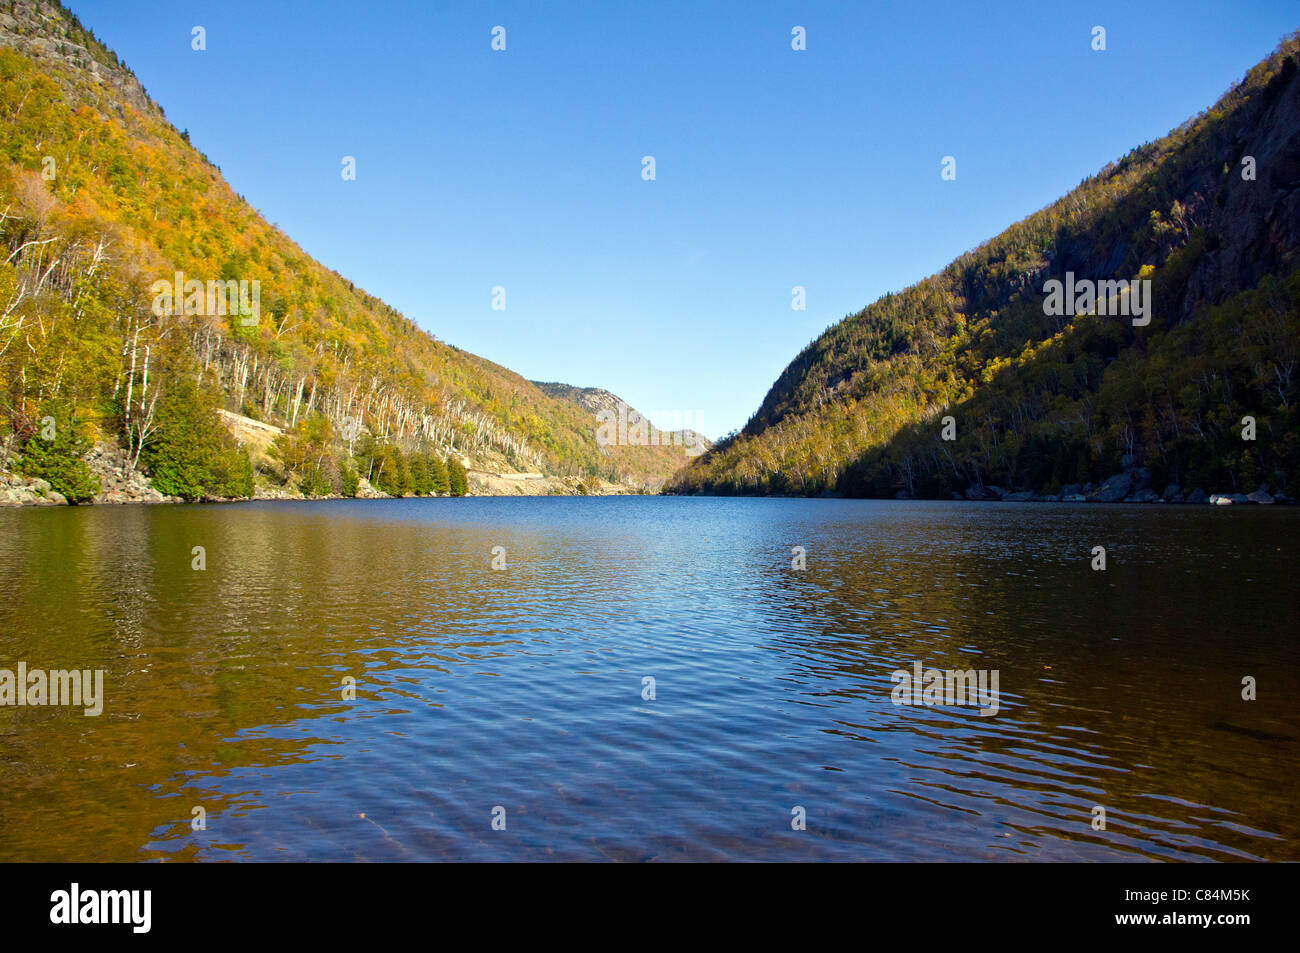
top-left (2, 442), bottom-right (1292, 508)
top-left (900, 462), bottom-right (1292, 505)
top-left (0, 440), bottom-right (635, 507)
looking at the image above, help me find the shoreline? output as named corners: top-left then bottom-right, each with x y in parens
top-left (3, 487), bottom-right (1293, 508)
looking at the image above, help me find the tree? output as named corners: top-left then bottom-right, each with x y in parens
top-left (447, 456), bottom-right (468, 496)
top-left (373, 444), bottom-right (411, 496)
top-left (17, 406), bottom-right (101, 503)
top-left (299, 463), bottom-right (333, 497)
top-left (340, 461), bottom-right (359, 497)
top-left (428, 454), bottom-right (449, 495)
top-left (142, 377), bottom-right (251, 500)
top-left (409, 453), bottom-right (431, 495)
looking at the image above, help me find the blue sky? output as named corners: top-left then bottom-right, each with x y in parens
top-left (67, 0), bottom-right (1299, 439)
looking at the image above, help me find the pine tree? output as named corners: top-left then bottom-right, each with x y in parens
top-left (428, 454), bottom-right (449, 495)
top-left (142, 378), bottom-right (244, 501)
top-left (409, 453), bottom-right (431, 495)
top-left (17, 407), bottom-right (101, 503)
top-left (340, 461), bottom-right (359, 497)
top-left (446, 456), bottom-right (468, 496)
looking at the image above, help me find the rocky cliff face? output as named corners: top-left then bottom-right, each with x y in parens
top-left (0, 1), bottom-right (158, 117)
top-left (1192, 57), bottom-right (1300, 310)
top-left (531, 381), bottom-right (713, 452)
top-left (1048, 54), bottom-right (1300, 322)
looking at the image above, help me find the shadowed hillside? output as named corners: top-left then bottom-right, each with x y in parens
top-left (669, 34), bottom-right (1300, 502)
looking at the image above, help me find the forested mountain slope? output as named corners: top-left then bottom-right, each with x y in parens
top-left (0, 0), bottom-right (682, 501)
top-left (669, 35), bottom-right (1300, 501)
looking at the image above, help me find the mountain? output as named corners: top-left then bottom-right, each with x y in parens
top-left (531, 380), bottom-right (711, 490)
top-left (669, 34), bottom-right (1300, 502)
top-left (0, 0), bottom-right (689, 502)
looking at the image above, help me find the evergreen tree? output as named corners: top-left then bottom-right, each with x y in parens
top-left (409, 453), bottom-right (431, 495)
top-left (354, 434), bottom-right (381, 484)
top-left (17, 406), bottom-right (101, 503)
top-left (428, 454), bottom-right (449, 495)
top-left (374, 444), bottom-right (412, 496)
top-left (300, 462), bottom-right (332, 497)
top-left (142, 378), bottom-right (249, 501)
top-left (447, 456), bottom-right (468, 496)
top-left (340, 461), bottom-right (359, 497)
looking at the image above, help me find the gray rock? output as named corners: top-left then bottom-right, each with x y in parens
top-left (1161, 484), bottom-right (1182, 502)
top-left (1186, 488), bottom-right (1208, 504)
top-left (894, 489), bottom-right (911, 500)
top-left (1003, 491), bottom-right (1035, 502)
top-left (1089, 473), bottom-right (1132, 503)
top-left (1060, 484), bottom-right (1082, 497)
top-left (951, 492), bottom-right (964, 501)
top-left (1062, 494), bottom-right (1087, 502)
top-left (965, 484), bottom-right (999, 501)
top-left (1247, 489), bottom-right (1274, 504)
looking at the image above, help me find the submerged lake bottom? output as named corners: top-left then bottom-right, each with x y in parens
top-left (0, 497), bottom-right (1296, 862)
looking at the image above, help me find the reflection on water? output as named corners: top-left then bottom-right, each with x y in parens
top-left (0, 497), bottom-right (1296, 861)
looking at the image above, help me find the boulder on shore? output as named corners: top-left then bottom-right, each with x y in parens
top-left (1088, 473), bottom-right (1132, 503)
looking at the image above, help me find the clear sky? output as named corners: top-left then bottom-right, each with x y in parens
top-left (65, 0), bottom-right (1298, 440)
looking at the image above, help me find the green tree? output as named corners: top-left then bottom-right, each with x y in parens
top-left (447, 456), bottom-right (468, 496)
top-left (300, 463), bottom-right (333, 497)
top-left (353, 434), bottom-right (381, 484)
top-left (428, 454), bottom-right (449, 495)
top-left (142, 378), bottom-right (249, 501)
top-left (17, 407), bottom-right (101, 503)
top-left (340, 461), bottom-right (359, 497)
top-left (374, 444), bottom-right (411, 496)
top-left (212, 446), bottom-right (255, 498)
top-left (409, 453), bottom-right (431, 495)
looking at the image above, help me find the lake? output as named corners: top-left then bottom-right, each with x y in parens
top-left (0, 497), bottom-right (1296, 861)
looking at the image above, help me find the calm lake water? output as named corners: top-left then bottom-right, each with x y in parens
top-left (0, 497), bottom-right (1296, 862)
